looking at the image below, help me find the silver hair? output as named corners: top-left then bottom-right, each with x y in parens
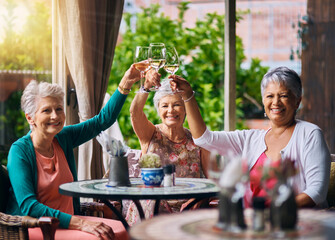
top-left (261, 66), bottom-right (302, 99)
top-left (21, 80), bottom-right (65, 120)
top-left (153, 79), bottom-right (176, 113)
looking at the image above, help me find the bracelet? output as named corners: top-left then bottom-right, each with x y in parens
top-left (118, 86), bottom-right (131, 94)
top-left (140, 86), bottom-right (151, 93)
top-left (183, 91), bottom-right (195, 102)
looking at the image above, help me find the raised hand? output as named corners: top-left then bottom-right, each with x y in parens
top-left (168, 75), bottom-right (193, 100)
top-left (120, 64), bottom-right (142, 90)
top-left (143, 68), bottom-right (161, 91)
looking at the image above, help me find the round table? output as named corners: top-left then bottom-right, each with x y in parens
top-left (129, 208), bottom-right (335, 240)
top-left (59, 178), bottom-right (219, 200)
top-left (59, 178), bottom-right (219, 229)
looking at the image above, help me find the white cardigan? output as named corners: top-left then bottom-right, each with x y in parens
top-left (194, 120), bottom-right (331, 207)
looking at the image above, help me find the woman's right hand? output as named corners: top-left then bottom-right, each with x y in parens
top-left (118, 64), bottom-right (142, 92)
top-left (69, 216), bottom-right (115, 240)
top-left (143, 68), bottom-right (161, 90)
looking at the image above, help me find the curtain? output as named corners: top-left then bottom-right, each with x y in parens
top-left (57, 0), bottom-right (124, 179)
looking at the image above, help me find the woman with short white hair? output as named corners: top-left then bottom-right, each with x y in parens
top-left (125, 69), bottom-right (210, 226)
top-left (6, 65), bottom-right (160, 239)
top-left (170, 66), bottom-right (331, 209)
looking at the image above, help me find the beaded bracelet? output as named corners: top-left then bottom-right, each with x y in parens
top-left (183, 91), bottom-right (195, 102)
top-left (118, 86), bottom-right (131, 94)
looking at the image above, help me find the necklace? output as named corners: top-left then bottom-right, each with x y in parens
top-left (31, 135), bottom-right (54, 158)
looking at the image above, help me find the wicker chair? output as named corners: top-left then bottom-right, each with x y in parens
top-left (0, 212), bottom-right (59, 240)
top-left (0, 165), bottom-right (59, 240)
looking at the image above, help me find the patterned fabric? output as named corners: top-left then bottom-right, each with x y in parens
top-left (147, 125), bottom-right (202, 178)
top-left (125, 125), bottom-right (203, 226)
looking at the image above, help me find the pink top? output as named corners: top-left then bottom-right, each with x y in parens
top-left (245, 152), bottom-right (279, 208)
top-left (35, 138), bottom-right (74, 214)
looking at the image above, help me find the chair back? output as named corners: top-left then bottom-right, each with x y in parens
top-left (0, 165), bottom-right (10, 213)
top-left (327, 154), bottom-right (335, 207)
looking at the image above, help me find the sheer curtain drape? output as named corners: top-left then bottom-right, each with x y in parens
top-left (57, 0), bottom-right (124, 179)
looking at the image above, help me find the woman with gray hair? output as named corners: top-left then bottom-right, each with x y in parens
top-left (170, 66), bottom-right (331, 209)
top-left (125, 69), bottom-right (210, 226)
top-left (6, 65), bottom-right (160, 239)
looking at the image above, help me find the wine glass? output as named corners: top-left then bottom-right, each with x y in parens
top-left (134, 46), bottom-right (150, 93)
top-left (163, 46), bottom-right (179, 76)
top-left (148, 43), bottom-right (166, 91)
top-left (208, 151), bottom-right (228, 185)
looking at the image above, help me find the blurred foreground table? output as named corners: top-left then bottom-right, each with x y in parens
top-left (130, 208), bottom-right (335, 240)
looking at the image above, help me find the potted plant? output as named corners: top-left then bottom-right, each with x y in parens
top-left (139, 153), bottom-right (164, 186)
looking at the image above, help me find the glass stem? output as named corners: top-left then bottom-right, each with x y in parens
top-left (140, 71), bottom-right (144, 89)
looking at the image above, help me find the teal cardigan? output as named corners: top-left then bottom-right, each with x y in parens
top-left (6, 89), bottom-right (127, 228)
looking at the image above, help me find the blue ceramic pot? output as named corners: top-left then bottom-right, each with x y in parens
top-left (141, 168), bottom-right (164, 186)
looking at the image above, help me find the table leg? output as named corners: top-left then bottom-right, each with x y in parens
top-left (132, 199), bottom-right (145, 219)
top-left (101, 199), bottom-right (129, 230)
top-left (154, 200), bottom-right (161, 216)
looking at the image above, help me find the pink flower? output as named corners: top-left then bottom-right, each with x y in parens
top-left (156, 131), bottom-right (162, 140)
top-left (186, 141), bottom-right (196, 151)
top-left (169, 152), bottom-right (179, 162)
top-left (190, 163), bottom-right (199, 172)
top-left (174, 143), bottom-right (182, 149)
top-left (180, 159), bottom-right (187, 166)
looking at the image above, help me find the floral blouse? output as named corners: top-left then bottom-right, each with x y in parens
top-left (124, 125), bottom-right (204, 226)
top-left (146, 125), bottom-right (202, 178)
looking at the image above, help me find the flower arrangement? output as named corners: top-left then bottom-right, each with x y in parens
top-left (139, 153), bottom-right (162, 168)
top-left (262, 158), bottom-right (298, 182)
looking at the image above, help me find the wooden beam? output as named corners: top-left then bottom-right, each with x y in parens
top-left (224, 0), bottom-right (236, 131)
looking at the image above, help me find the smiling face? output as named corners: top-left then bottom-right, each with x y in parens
top-left (26, 96), bottom-right (65, 138)
top-left (158, 94), bottom-right (186, 128)
top-left (262, 81), bottom-right (301, 127)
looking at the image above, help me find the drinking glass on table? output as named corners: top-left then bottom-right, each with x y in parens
top-left (208, 151), bottom-right (228, 185)
top-left (148, 43), bottom-right (166, 91)
top-left (134, 46), bottom-right (150, 93)
top-left (163, 46), bottom-right (179, 76)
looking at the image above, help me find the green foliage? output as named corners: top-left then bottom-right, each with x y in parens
top-left (0, 0), bottom-right (52, 165)
top-left (109, 2), bottom-right (268, 149)
top-left (0, 0), bottom-right (52, 70)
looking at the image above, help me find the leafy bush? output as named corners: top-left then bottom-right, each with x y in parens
top-left (108, 2), bottom-right (268, 149)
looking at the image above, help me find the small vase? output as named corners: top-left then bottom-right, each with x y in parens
top-left (107, 156), bottom-right (131, 187)
top-left (141, 168), bottom-right (164, 186)
top-left (270, 179), bottom-right (297, 236)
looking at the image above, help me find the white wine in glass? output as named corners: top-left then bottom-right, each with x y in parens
top-left (134, 46), bottom-right (150, 92)
top-left (163, 46), bottom-right (179, 75)
top-left (149, 43), bottom-right (166, 71)
top-left (148, 43), bottom-right (166, 91)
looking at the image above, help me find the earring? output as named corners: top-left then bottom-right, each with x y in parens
top-left (264, 112), bottom-right (267, 118)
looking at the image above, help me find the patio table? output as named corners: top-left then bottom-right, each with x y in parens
top-left (59, 177), bottom-right (219, 230)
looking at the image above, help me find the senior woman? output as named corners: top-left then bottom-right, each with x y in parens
top-left (6, 65), bottom-right (160, 239)
top-left (170, 66), bottom-right (331, 209)
top-left (124, 71), bottom-right (210, 225)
